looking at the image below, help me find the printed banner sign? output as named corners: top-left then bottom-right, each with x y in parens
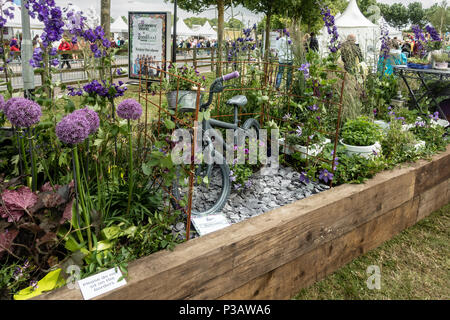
top-left (128, 11), bottom-right (171, 80)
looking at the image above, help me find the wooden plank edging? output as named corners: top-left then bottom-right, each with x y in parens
top-left (37, 146), bottom-right (450, 300)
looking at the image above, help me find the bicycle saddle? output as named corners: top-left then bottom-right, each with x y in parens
top-left (226, 95), bottom-right (247, 106)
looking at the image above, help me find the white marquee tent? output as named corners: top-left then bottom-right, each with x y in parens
top-left (196, 21), bottom-right (217, 39)
top-left (111, 17), bottom-right (128, 33)
top-left (173, 19), bottom-right (196, 37)
top-left (377, 17), bottom-right (403, 40)
top-left (319, 0), bottom-right (380, 65)
top-left (4, 3), bottom-right (44, 30)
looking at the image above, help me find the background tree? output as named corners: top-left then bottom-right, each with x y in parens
top-left (426, 1), bottom-right (449, 34)
top-left (383, 3), bottom-right (409, 30)
top-left (170, 0), bottom-right (237, 76)
top-left (184, 17), bottom-right (209, 28)
top-left (100, 0), bottom-right (111, 40)
top-left (227, 18), bottom-right (244, 29)
top-left (408, 2), bottom-right (426, 27)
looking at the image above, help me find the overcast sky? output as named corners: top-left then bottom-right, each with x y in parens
top-left (54, 0), bottom-right (263, 26)
top-left (52, 0), bottom-right (444, 26)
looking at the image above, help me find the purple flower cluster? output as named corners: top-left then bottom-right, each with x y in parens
top-left (56, 112), bottom-right (90, 145)
top-left (227, 25), bottom-right (257, 60)
top-left (380, 24), bottom-right (390, 59)
top-left (4, 98), bottom-right (42, 128)
top-left (116, 99), bottom-right (143, 120)
top-left (319, 169), bottom-right (333, 183)
top-left (82, 80), bottom-right (127, 99)
top-left (308, 104), bottom-right (319, 111)
top-left (425, 25), bottom-right (440, 42)
top-left (26, 0), bottom-right (65, 48)
top-left (321, 7), bottom-right (340, 53)
top-left (428, 111), bottom-right (439, 121)
top-left (299, 172), bottom-right (310, 184)
top-left (0, 1), bottom-right (15, 29)
top-left (72, 108), bottom-right (100, 135)
top-left (67, 86), bottom-right (83, 96)
top-left (298, 63), bottom-right (310, 79)
top-left (412, 24), bottom-right (426, 57)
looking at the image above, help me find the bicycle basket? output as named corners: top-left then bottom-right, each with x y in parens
top-left (166, 90), bottom-right (203, 112)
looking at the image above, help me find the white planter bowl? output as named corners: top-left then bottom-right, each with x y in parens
top-left (279, 138), bottom-right (331, 158)
top-left (374, 120), bottom-right (389, 131)
top-left (340, 139), bottom-right (381, 159)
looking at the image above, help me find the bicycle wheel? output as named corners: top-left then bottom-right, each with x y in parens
top-left (171, 156), bottom-right (231, 216)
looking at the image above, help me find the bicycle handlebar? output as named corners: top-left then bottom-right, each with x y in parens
top-left (222, 71), bottom-right (239, 81)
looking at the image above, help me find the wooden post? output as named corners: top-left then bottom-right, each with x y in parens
top-left (193, 48), bottom-right (197, 69)
top-left (211, 48), bottom-right (214, 72)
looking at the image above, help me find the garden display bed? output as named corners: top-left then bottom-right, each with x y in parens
top-left (37, 146), bottom-right (450, 300)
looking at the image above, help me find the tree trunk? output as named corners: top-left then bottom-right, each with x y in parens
top-left (217, 0), bottom-right (224, 77)
top-left (101, 0), bottom-right (111, 40)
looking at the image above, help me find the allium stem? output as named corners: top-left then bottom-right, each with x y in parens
top-left (71, 148), bottom-right (84, 243)
top-left (73, 146), bottom-right (92, 251)
top-left (126, 120), bottom-right (133, 216)
top-left (19, 130), bottom-right (31, 188)
top-left (27, 128), bottom-right (37, 192)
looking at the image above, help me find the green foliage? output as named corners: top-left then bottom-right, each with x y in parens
top-left (365, 73), bottom-right (398, 118)
top-left (381, 119), bottom-right (420, 163)
top-left (332, 146), bottom-right (386, 184)
top-left (426, 2), bottom-right (449, 34)
top-left (408, 2), bottom-right (426, 27)
top-left (383, 3), bottom-right (409, 30)
top-left (163, 63), bottom-right (206, 92)
top-left (341, 117), bottom-right (382, 146)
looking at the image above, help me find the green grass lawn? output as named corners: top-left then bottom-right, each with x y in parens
top-left (293, 203), bottom-right (450, 300)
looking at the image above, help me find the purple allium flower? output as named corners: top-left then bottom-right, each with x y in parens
top-left (319, 169), bottom-right (333, 183)
top-left (295, 126), bottom-right (302, 137)
top-left (117, 98), bottom-right (143, 120)
top-left (72, 108), bottom-right (99, 135)
top-left (56, 112), bottom-right (90, 145)
top-left (4, 98), bottom-right (42, 128)
top-left (283, 113), bottom-right (291, 121)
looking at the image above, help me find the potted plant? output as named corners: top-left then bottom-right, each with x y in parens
top-left (163, 63), bottom-right (206, 112)
top-left (431, 53), bottom-right (449, 70)
top-left (340, 116), bottom-right (382, 158)
top-left (407, 57), bottom-right (431, 69)
top-left (280, 124), bottom-right (330, 158)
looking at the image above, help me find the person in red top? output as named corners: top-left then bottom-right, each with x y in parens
top-left (58, 38), bottom-right (72, 69)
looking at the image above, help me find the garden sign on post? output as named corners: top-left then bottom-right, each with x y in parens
top-left (128, 11), bottom-right (171, 80)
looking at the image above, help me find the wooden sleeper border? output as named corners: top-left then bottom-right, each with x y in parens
top-left (37, 146), bottom-right (450, 300)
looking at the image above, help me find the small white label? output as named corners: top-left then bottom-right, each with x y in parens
top-left (191, 214), bottom-right (231, 236)
top-left (77, 268), bottom-right (127, 300)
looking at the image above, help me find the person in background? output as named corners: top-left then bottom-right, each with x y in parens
top-left (58, 38), bottom-right (72, 69)
top-left (71, 37), bottom-right (79, 60)
top-left (309, 32), bottom-right (319, 52)
top-left (303, 33), bottom-right (311, 53)
top-left (275, 29), bottom-right (294, 91)
top-left (340, 34), bottom-right (363, 74)
top-left (377, 39), bottom-right (407, 76)
top-left (9, 38), bottom-right (20, 52)
top-left (32, 35), bottom-right (40, 49)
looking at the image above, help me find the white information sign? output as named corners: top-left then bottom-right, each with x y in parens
top-left (78, 268), bottom-right (127, 300)
top-left (191, 214), bottom-right (231, 236)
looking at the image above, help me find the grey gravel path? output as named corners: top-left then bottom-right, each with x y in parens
top-left (171, 165), bottom-right (330, 240)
